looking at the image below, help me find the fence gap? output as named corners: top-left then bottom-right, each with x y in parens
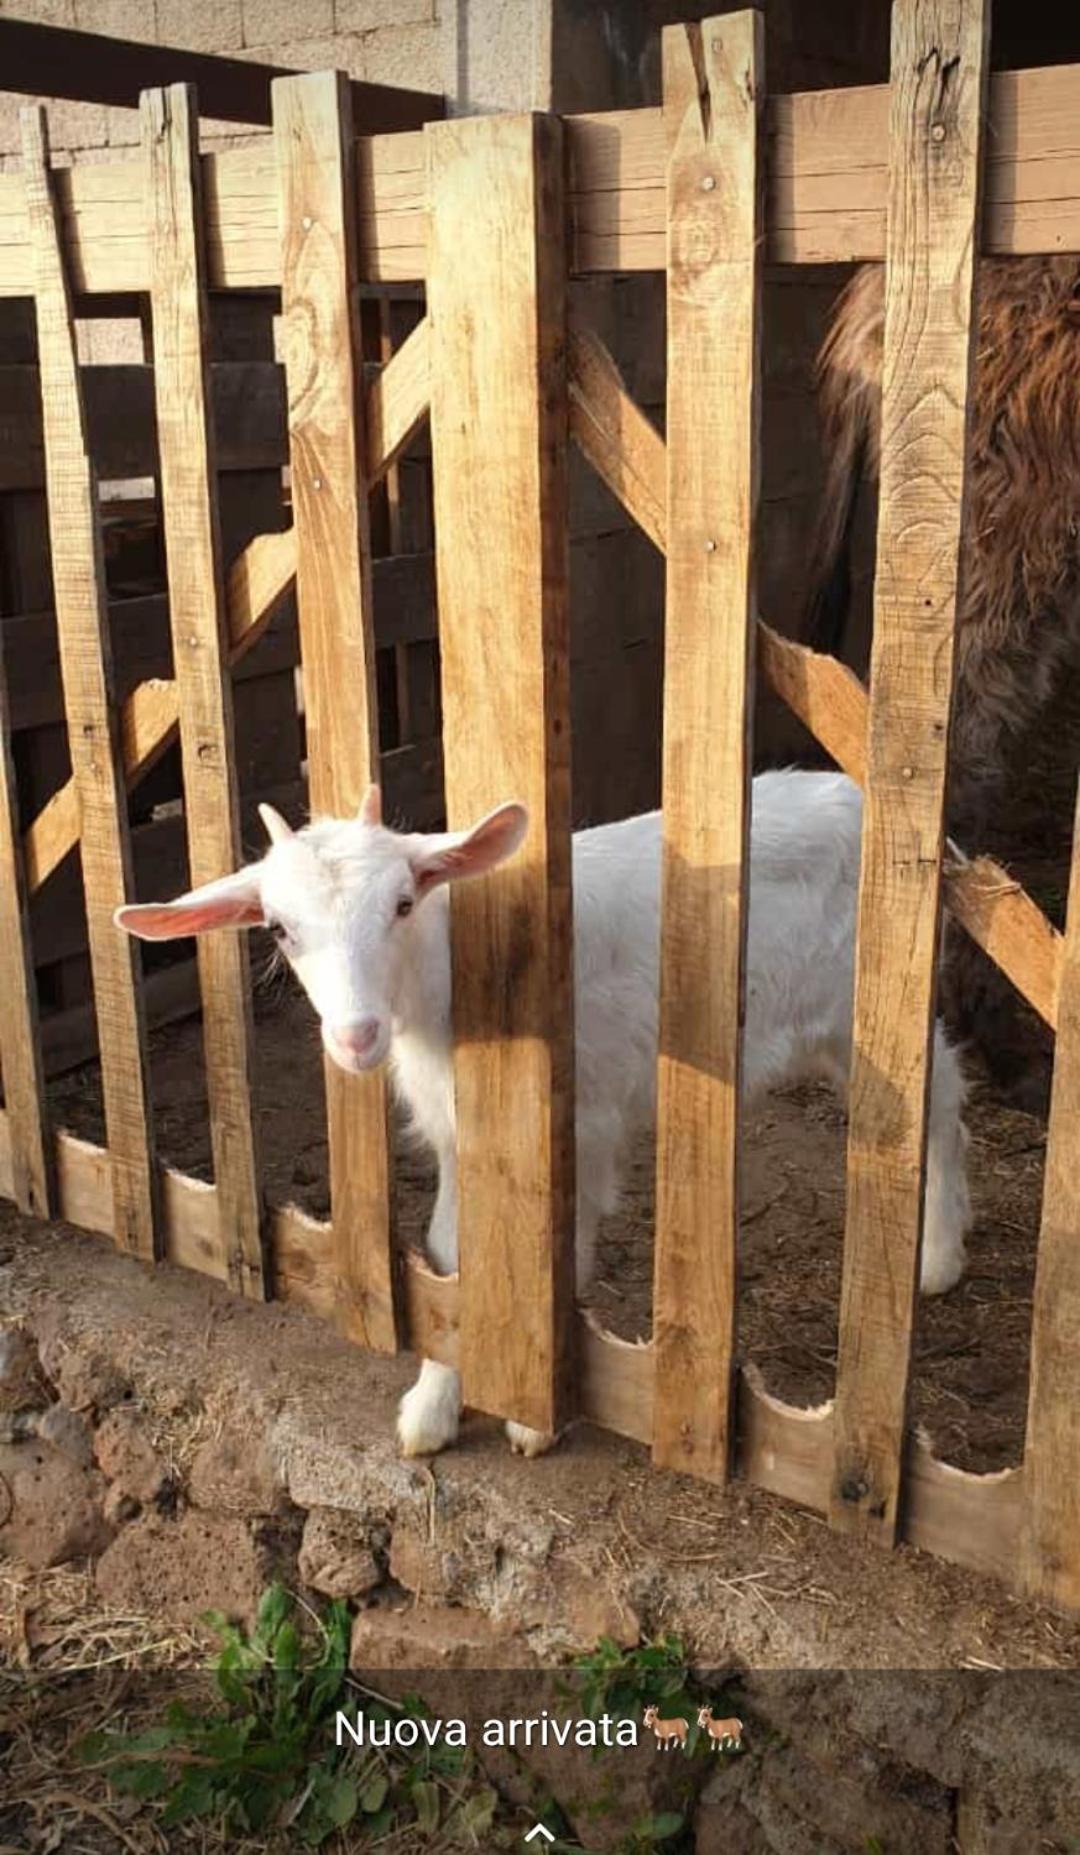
top-left (1020, 777), bottom-right (1080, 1605)
top-left (272, 69), bottom-right (399, 1353)
top-left (19, 105), bottom-right (159, 1259)
top-left (829, 0), bottom-right (990, 1544)
top-left (142, 84), bottom-right (266, 1300)
top-left (426, 112), bottom-right (575, 1437)
top-left (651, 12), bottom-right (764, 1480)
top-left (0, 641), bottom-right (52, 1219)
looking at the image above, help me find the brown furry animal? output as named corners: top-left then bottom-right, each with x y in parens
top-left (806, 258), bottom-right (1080, 1112)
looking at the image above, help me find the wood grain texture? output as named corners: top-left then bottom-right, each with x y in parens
top-left (0, 641), bottom-right (52, 1218)
top-left (2, 63), bottom-right (1078, 294)
top-left (20, 320), bottom-right (430, 897)
top-left (652, 13), bottom-right (764, 1481)
top-left (426, 112), bottom-right (575, 1435)
top-left (143, 85), bottom-right (266, 1301)
top-left (1020, 778), bottom-right (1080, 1606)
top-left (273, 70), bottom-right (398, 1355)
top-left (20, 105), bottom-right (158, 1260)
top-left (829, 0), bottom-right (990, 1545)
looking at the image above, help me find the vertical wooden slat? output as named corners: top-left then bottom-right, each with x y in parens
top-left (273, 70), bottom-right (398, 1353)
top-left (829, 0), bottom-right (990, 1544)
top-left (20, 106), bottom-right (158, 1259)
top-left (1020, 780), bottom-right (1080, 1606)
top-left (651, 13), bottom-right (764, 1480)
top-left (143, 84), bottom-right (266, 1300)
top-left (426, 113), bottom-right (575, 1436)
top-left (0, 644), bottom-right (52, 1219)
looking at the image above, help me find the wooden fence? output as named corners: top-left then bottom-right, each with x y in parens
top-left (1, 0), bottom-right (1078, 1607)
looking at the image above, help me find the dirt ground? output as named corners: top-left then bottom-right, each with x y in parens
top-left (50, 965), bottom-right (1047, 1477)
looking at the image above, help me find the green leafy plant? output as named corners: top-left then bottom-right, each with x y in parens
top-left (75, 1584), bottom-right (498, 1847)
top-left (570, 1634), bottom-right (734, 1764)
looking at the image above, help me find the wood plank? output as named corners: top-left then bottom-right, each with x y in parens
top-left (19, 106), bottom-right (158, 1260)
top-left (0, 626), bottom-right (52, 1217)
top-left (0, 17), bottom-right (441, 131)
top-left (427, 111), bottom-right (575, 1436)
top-left (144, 85), bottom-right (266, 1302)
top-left (1020, 780), bottom-right (1080, 1606)
top-left (273, 70), bottom-right (398, 1354)
top-left (651, 14), bottom-right (764, 1482)
top-left (565, 319), bottom-right (1065, 1030)
top-left (3, 63), bottom-right (1080, 299)
top-left (829, 0), bottom-right (990, 1547)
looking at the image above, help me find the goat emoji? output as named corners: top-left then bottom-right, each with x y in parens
top-left (697, 1704), bottom-right (743, 1750)
top-left (642, 1705), bottom-right (689, 1752)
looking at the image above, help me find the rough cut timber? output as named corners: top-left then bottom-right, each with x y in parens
top-left (273, 70), bottom-right (399, 1355)
top-left (652, 12), bottom-right (764, 1482)
top-left (144, 84), bottom-right (266, 1303)
top-left (426, 111), bottom-right (576, 1436)
top-left (19, 104), bottom-right (159, 1261)
top-left (829, 0), bottom-right (990, 1547)
top-left (0, 640), bottom-right (52, 1219)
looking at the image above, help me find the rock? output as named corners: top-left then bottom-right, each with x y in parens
top-left (694, 1738), bottom-right (954, 1855)
top-left (0, 1326), bottom-right (47, 1412)
top-left (188, 1424), bottom-right (284, 1516)
top-left (0, 1441), bottom-right (112, 1567)
top-left (36, 1331), bottom-right (128, 1417)
top-left (103, 1484), bottom-right (140, 1527)
top-left (298, 1508), bottom-right (383, 1599)
top-left (93, 1407), bottom-right (166, 1504)
top-left (35, 1404), bottom-right (93, 1468)
top-left (95, 1510), bottom-right (283, 1628)
top-left (350, 1603), bottom-right (534, 1671)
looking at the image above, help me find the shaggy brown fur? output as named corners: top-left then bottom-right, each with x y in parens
top-left (806, 258), bottom-right (1080, 1111)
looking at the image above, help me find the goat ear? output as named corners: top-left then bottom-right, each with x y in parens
top-left (258, 802), bottom-right (293, 846)
top-left (114, 869), bottom-right (264, 942)
top-left (358, 783), bottom-right (382, 826)
top-left (412, 802), bottom-right (529, 897)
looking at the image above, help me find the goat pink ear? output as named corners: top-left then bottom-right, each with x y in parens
top-left (258, 803), bottom-right (293, 845)
top-left (358, 784), bottom-right (382, 826)
top-left (412, 802), bottom-right (529, 896)
top-left (114, 870), bottom-right (264, 942)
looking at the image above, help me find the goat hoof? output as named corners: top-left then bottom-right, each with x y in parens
top-left (506, 1421), bottom-right (556, 1458)
top-left (397, 1384), bottom-right (460, 1459)
top-left (919, 1244), bottom-right (967, 1297)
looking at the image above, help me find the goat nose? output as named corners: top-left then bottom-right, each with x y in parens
top-left (330, 1017), bottom-right (380, 1057)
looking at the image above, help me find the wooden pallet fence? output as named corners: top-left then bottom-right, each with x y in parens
top-left (144, 83), bottom-right (266, 1301)
top-left (19, 105), bottom-right (159, 1261)
top-left (272, 70), bottom-right (399, 1355)
top-left (426, 111), bottom-right (576, 1435)
top-left (830, 0), bottom-right (990, 1546)
top-left (652, 12), bottom-right (763, 1481)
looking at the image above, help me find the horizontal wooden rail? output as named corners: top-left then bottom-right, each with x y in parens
top-left (0, 61), bottom-right (1077, 295)
top-left (0, 360), bottom-right (287, 491)
top-left (0, 1101), bottom-right (1024, 1587)
top-left (0, 17), bottom-right (442, 132)
top-left (22, 319), bottom-right (432, 894)
top-left (566, 324), bottom-right (1065, 1033)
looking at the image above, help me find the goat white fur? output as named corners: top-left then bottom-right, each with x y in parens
top-left (115, 769), bottom-right (972, 1461)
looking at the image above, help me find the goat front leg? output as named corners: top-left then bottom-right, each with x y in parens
top-left (397, 1147), bottom-right (462, 1458)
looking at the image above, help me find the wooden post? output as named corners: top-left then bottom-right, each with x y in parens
top-left (829, 0), bottom-right (990, 1544)
top-left (20, 105), bottom-right (158, 1259)
top-left (1020, 778), bottom-right (1080, 1606)
top-left (426, 112), bottom-right (575, 1436)
top-left (142, 85), bottom-right (266, 1300)
top-left (651, 13), bottom-right (764, 1480)
top-left (273, 70), bottom-right (399, 1353)
top-left (0, 642), bottom-right (52, 1219)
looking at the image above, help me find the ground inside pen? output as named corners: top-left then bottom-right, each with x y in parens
top-left (45, 972), bottom-right (1044, 1481)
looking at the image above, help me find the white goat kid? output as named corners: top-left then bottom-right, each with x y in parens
top-left (115, 771), bottom-right (972, 1462)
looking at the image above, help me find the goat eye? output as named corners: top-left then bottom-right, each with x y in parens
top-left (396, 895), bottom-right (414, 919)
top-left (269, 920), bottom-right (293, 949)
